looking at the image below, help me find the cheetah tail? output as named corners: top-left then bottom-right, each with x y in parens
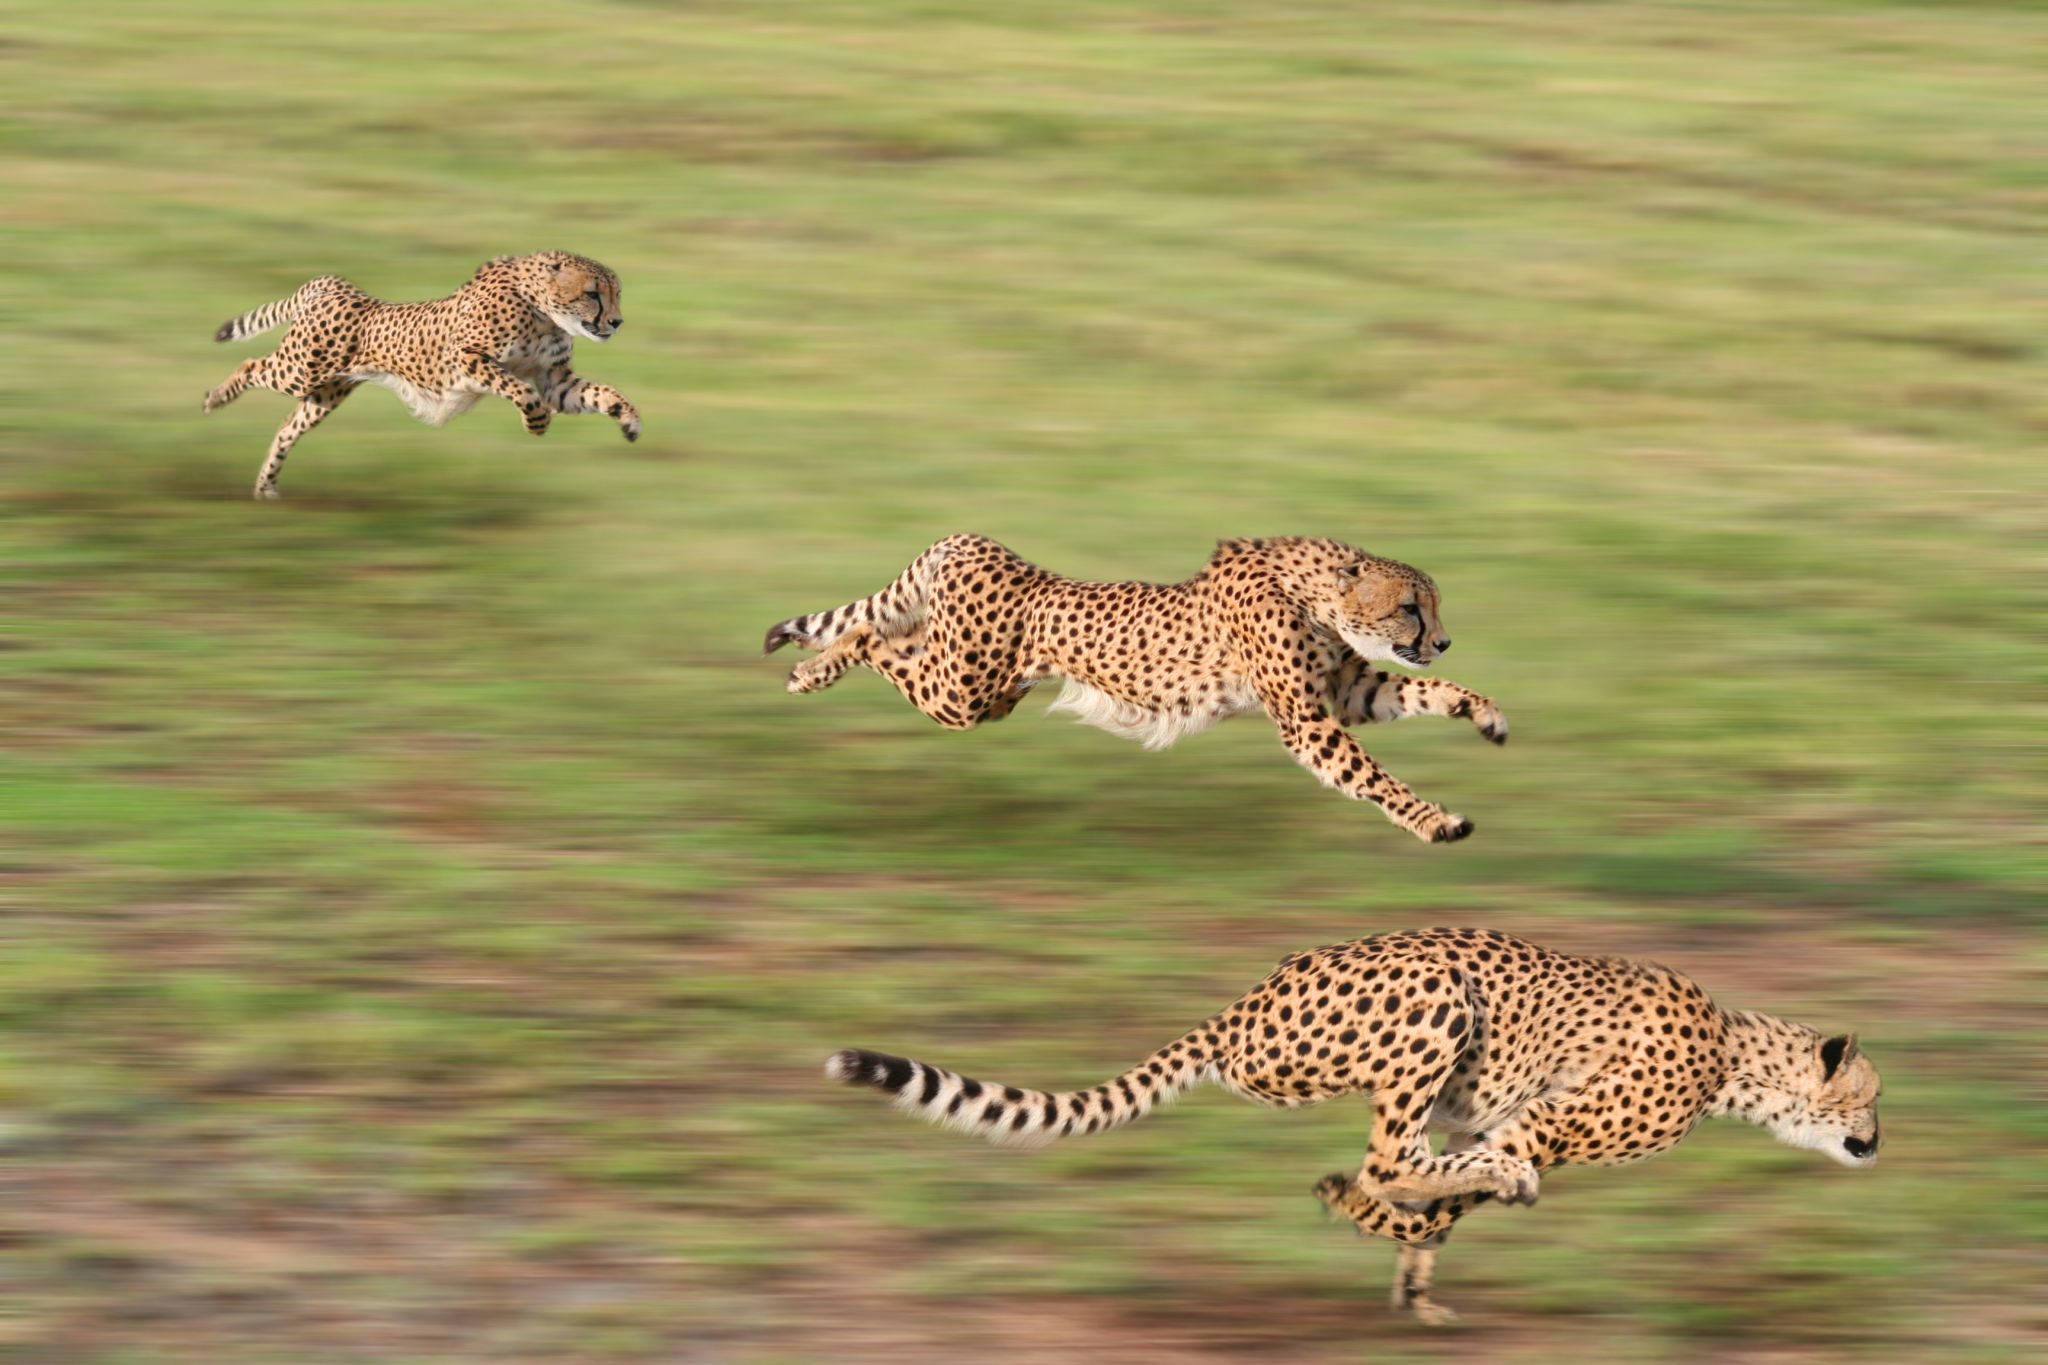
top-left (212, 295), bottom-right (299, 344)
top-left (824, 1025), bottom-right (1219, 1149)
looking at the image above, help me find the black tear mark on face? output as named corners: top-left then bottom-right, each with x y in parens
top-left (1819, 1034), bottom-right (1854, 1081)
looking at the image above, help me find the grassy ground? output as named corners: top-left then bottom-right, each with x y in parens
top-left (3, 1), bottom-right (2045, 1359)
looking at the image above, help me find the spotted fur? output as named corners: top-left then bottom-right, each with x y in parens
top-left (203, 251), bottom-right (637, 498)
top-left (826, 927), bottom-right (1883, 1324)
top-left (765, 535), bottom-right (1506, 843)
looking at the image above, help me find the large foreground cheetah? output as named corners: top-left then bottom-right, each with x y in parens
top-left (203, 251), bottom-right (638, 498)
top-left (765, 535), bottom-right (1506, 843)
top-left (827, 927), bottom-right (1883, 1324)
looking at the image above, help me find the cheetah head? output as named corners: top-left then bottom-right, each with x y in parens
top-left (526, 251), bottom-right (625, 343)
top-left (1316, 558), bottom-right (1453, 670)
top-left (1777, 1033), bottom-right (1885, 1169)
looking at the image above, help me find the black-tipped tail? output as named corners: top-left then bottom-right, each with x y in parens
top-left (823, 1030), bottom-right (1216, 1148)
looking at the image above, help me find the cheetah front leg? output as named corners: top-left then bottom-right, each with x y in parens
top-left (1329, 657), bottom-right (1507, 746)
top-left (251, 382), bottom-right (355, 500)
top-left (1354, 1065), bottom-right (1538, 1203)
top-left (1253, 635), bottom-right (1474, 844)
top-left (459, 350), bottom-right (553, 437)
top-left (543, 365), bottom-right (641, 442)
top-left (1270, 710), bottom-right (1473, 844)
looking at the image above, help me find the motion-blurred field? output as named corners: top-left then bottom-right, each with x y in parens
top-left (3, 2), bottom-right (2044, 1360)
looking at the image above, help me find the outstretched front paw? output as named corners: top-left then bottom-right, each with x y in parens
top-left (1468, 697), bottom-right (1508, 746)
top-left (609, 401), bottom-right (641, 443)
top-left (1448, 694), bottom-right (1507, 745)
top-left (522, 404), bottom-right (553, 437)
top-left (1414, 809), bottom-right (1474, 845)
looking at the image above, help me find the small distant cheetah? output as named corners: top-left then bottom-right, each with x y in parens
top-left (827, 927), bottom-right (1883, 1324)
top-left (765, 535), bottom-right (1506, 843)
top-left (203, 251), bottom-right (638, 498)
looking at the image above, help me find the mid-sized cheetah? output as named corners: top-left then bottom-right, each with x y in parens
top-left (827, 927), bottom-right (1883, 1324)
top-left (765, 535), bottom-right (1506, 843)
top-left (203, 251), bottom-right (638, 498)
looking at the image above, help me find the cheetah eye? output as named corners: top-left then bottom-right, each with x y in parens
top-left (1402, 603), bottom-right (1421, 618)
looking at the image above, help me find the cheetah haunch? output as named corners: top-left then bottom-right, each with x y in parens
top-left (826, 927), bottom-right (1883, 1325)
top-left (766, 535), bottom-right (1505, 843)
top-left (203, 251), bottom-right (638, 499)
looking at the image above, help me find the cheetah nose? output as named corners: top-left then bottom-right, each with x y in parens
top-left (609, 318), bottom-right (623, 330)
top-left (1434, 638), bottom-right (1451, 654)
top-left (1843, 1134), bottom-right (1876, 1159)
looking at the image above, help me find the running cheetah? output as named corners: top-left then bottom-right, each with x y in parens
top-left (765, 535), bottom-right (1506, 843)
top-left (203, 251), bottom-right (638, 498)
top-left (827, 927), bottom-right (1883, 1324)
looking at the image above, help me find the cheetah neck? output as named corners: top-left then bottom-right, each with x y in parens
top-left (1706, 1009), bottom-right (1819, 1127)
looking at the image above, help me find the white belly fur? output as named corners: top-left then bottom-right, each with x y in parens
top-left (1047, 679), bottom-right (1260, 751)
top-left (361, 371), bottom-right (484, 427)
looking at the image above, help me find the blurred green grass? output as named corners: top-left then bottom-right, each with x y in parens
top-left (2, 1), bottom-right (2044, 1360)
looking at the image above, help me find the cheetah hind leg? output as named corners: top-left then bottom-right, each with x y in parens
top-left (786, 623), bottom-right (921, 695)
top-left (1313, 1174), bottom-right (1470, 1328)
top-left (1391, 1244), bottom-right (1457, 1327)
top-left (204, 356), bottom-right (285, 414)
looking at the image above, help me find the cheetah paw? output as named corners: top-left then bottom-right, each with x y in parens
top-left (619, 412), bottom-right (641, 443)
top-left (1472, 699), bottom-right (1507, 746)
top-left (1313, 1172), bottom-right (1354, 1213)
top-left (1409, 1300), bottom-right (1460, 1328)
top-left (786, 660), bottom-right (837, 695)
top-left (1493, 1161), bottom-right (1540, 1206)
top-left (1421, 813), bottom-right (1474, 844)
top-left (252, 483), bottom-right (281, 501)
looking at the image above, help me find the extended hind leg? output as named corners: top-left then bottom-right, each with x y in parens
top-left (789, 621), bottom-right (1018, 731)
top-left (764, 535), bottom-right (1015, 655)
top-left (786, 622), bottom-right (923, 695)
top-left (252, 382), bottom-right (355, 500)
top-left (204, 356), bottom-right (292, 413)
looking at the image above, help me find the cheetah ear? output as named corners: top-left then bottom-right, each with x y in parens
top-left (1334, 561), bottom-right (1369, 584)
top-left (1818, 1033), bottom-right (1859, 1081)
